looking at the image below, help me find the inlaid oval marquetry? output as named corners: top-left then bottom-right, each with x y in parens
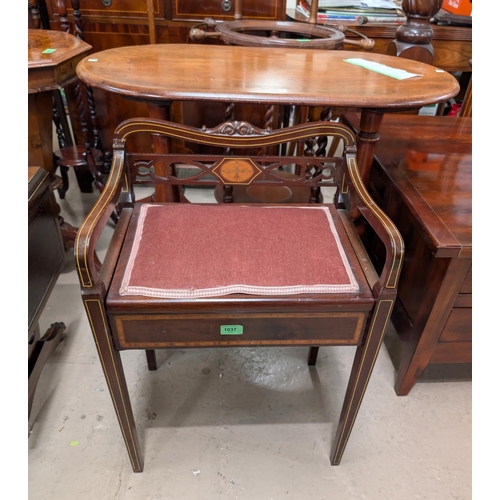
top-left (213, 158), bottom-right (261, 184)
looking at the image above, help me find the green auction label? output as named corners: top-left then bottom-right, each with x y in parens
top-left (220, 325), bottom-right (244, 335)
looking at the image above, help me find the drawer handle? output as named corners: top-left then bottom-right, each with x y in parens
top-left (221, 0), bottom-right (232, 12)
top-left (101, 0), bottom-right (112, 7)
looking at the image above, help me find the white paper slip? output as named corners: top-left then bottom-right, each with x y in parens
top-left (318, 1), bottom-right (399, 8)
top-left (343, 58), bottom-right (423, 80)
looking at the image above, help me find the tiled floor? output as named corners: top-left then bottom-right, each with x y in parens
top-left (28, 170), bottom-right (472, 499)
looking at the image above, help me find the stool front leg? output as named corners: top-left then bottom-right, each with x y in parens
top-left (330, 298), bottom-right (394, 465)
top-left (83, 298), bottom-right (144, 472)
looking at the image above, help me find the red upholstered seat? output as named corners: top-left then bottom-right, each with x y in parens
top-left (116, 203), bottom-right (359, 299)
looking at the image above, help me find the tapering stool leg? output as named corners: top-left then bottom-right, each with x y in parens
top-left (307, 346), bottom-right (319, 366)
top-left (330, 299), bottom-right (394, 465)
top-left (83, 298), bottom-right (144, 472)
top-left (146, 350), bottom-right (157, 371)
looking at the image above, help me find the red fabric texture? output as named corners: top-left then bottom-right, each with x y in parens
top-left (119, 204), bottom-right (358, 298)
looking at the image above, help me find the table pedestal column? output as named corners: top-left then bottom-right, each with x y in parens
top-left (348, 109), bottom-right (384, 223)
top-left (147, 103), bottom-right (181, 203)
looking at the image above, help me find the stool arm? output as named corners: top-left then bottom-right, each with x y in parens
top-left (345, 153), bottom-right (404, 296)
top-left (75, 149), bottom-right (128, 291)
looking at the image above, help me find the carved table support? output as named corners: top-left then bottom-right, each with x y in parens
top-left (345, 109), bottom-right (385, 224)
top-left (388, 0), bottom-right (443, 64)
top-left (147, 103), bottom-right (182, 203)
top-left (356, 110), bottom-right (385, 188)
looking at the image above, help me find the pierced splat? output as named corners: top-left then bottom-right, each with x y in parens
top-left (122, 120), bottom-right (348, 206)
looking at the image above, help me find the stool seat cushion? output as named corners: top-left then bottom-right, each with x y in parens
top-left (118, 203), bottom-right (359, 299)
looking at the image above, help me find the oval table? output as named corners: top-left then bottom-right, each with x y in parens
top-left (76, 44), bottom-right (459, 204)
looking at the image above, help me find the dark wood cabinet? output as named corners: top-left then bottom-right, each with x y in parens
top-left (28, 167), bottom-right (67, 422)
top-left (172, 0), bottom-right (284, 21)
top-left (46, 0), bottom-right (286, 46)
top-left (28, 168), bottom-right (65, 331)
top-left (47, 0), bottom-right (167, 20)
top-left (342, 112), bottom-right (472, 396)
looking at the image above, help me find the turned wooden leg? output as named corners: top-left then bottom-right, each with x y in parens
top-left (147, 104), bottom-right (181, 203)
top-left (57, 165), bottom-right (70, 199)
top-left (73, 165), bottom-right (95, 193)
top-left (307, 346), bottom-right (319, 366)
top-left (145, 350), bottom-right (157, 371)
top-left (59, 216), bottom-right (79, 252)
top-left (349, 109), bottom-right (384, 224)
top-left (330, 298), bottom-right (394, 465)
top-left (286, 105), bottom-right (309, 158)
top-left (83, 298), bottom-right (144, 472)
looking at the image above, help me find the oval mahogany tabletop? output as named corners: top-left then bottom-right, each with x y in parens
top-left (76, 44), bottom-right (459, 109)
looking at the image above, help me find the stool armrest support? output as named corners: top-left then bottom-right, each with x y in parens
top-left (75, 149), bottom-right (127, 291)
top-left (345, 153), bottom-right (404, 296)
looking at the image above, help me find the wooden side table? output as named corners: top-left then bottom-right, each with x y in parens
top-left (28, 29), bottom-right (93, 249)
top-left (28, 167), bottom-right (67, 423)
top-left (28, 28), bottom-right (92, 173)
top-left (342, 113), bottom-right (472, 395)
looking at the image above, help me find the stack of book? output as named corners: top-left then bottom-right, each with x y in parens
top-left (296, 0), bottom-right (406, 25)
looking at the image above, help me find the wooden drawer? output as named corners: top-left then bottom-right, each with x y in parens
top-left (48, 0), bottom-right (166, 20)
top-left (172, 0), bottom-right (285, 21)
top-left (112, 311), bottom-right (367, 349)
top-left (439, 308), bottom-right (472, 343)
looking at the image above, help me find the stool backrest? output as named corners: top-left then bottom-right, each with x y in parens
top-left (114, 118), bottom-right (357, 205)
